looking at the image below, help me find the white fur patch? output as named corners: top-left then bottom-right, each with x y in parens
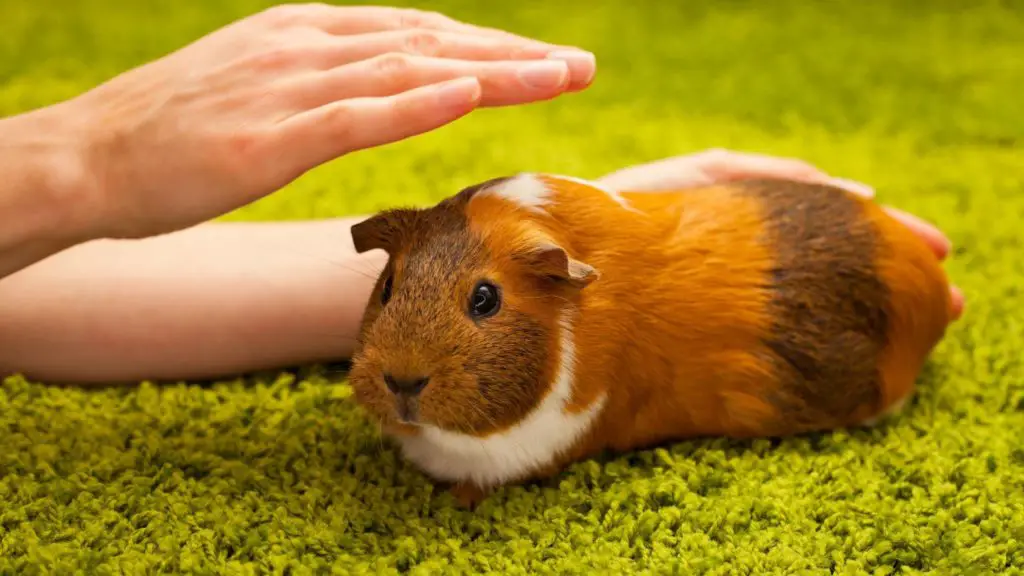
top-left (474, 173), bottom-right (640, 214)
top-left (476, 173), bottom-right (552, 214)
top-left (395, 309), bottom-right (607, 488)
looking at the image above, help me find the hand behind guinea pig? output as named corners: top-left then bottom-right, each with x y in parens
top-left (596, 148), bottom-right (964, 320)
top-left (347, 168), bottom-right (958, 507)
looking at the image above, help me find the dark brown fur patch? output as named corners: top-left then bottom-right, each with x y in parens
top-left (741, 179), bottom-right (891, 430)
top-left (350, 178), bottom-right (552, 434)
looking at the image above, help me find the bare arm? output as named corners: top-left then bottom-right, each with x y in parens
top-left (0, 218), bottom-right (384, 385)
top-left (0, 149), bottom-right (962, 386)
top-left (0, 3), bottom-right (596, 385)
top-left (0, 108), bottom-right (97, 279)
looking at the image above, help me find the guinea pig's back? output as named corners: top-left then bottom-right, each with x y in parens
top-left (610, 179), bottom-right (952, 437)
top-left (739, 179), bottom-right (952, 426)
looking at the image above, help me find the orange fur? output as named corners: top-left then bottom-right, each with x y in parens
top-left (347, 174), bottom-right (954, 504)
top-left (860, 200), bottom-right (954, 415)
top-left (467, 176), bottom-right (951, 463)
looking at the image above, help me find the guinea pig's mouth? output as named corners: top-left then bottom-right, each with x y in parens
top-left (392, 394), bottom-right (422, 426)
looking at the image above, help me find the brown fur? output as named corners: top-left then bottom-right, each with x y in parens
top-left (348, 182), bottom-right (563, 439)
top-left (346, 174), bottom-right (953, 504)
top-left (743, 180), bottom-right (891, 433)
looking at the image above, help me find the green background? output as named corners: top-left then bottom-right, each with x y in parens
top-left (2, 0), bottom-right (1023, 573)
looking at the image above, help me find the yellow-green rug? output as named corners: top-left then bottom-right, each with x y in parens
top-left (2, 0), bottom-right (1023, 574)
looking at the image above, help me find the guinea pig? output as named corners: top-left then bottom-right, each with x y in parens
top-left (346, 173), bottom-right (954, 507)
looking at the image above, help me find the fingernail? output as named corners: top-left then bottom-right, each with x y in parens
top-left (518, 60), bottom-right (569, 89)
top-left (547, 50), bottom-right (596, 87)
top-left (436, 77), bottom-right (481, 109)
top-left (910, 213), bottom-right (951, 253)
top-left (828, 177), bottom-right (875, 198)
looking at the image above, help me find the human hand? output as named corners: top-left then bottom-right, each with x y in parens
top-left (596, 148), bottom-right (964, 319)
top-left (51, 3), bottom-right (596, 240)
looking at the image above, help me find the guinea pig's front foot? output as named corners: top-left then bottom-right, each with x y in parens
top-left (449, 482), bottom-right (491, 509)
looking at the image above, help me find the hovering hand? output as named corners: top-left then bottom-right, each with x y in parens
top-left (596, 148), bottom-right (964, 319)
top-left (46, 4), bottom-right (595, 241)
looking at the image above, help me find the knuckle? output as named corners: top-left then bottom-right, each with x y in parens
top-left (384, 97), bottom-right (421, 130)
top-left (322, 104), bottom-right (356, 141)
top-left (258, 3), bottom-right (305, 25)
top-left (402, 29), bottom-right (442, 56)
top-left (220, 131), bottom-right (266, 172)
top-left (389, 91), bottom-right (420, 115)
top-left (396, 8), bottom-right (449, 30)
top-left (396, 8), bottom-right (428, 28)
top-left (373, 51), bottom-right (415, 76)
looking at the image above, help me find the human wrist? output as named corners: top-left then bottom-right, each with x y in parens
top-left (0, 104), bottom-right (106, 276)
top-left (1, 104), bottom-right (105, 238)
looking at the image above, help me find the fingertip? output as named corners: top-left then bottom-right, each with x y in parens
top-left (950, 285), bottom-right (965, 321)
top-left (883, 206), bottom-right (952, 260)
top-left (927, 234), bottom-right (953, 261)
top-left (546, 50), bottom-right (596, 91)
top-left (275, 76), bottom-right (487, 167)
top-left (516, 60), bottom-right (570, 91)
top-left (435, 76), bottom-right (483, 113)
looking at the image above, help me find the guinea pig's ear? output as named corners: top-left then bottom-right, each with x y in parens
top-left (522, 242), bottom-right (599, 289)
top-left (351, 212), bottom-right (396, 254)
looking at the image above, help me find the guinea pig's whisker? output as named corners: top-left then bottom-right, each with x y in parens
top-left (312, 332), bottom-right (360, 343)
top-left (468, 403), bottom-right (496, 433)
top-left (320, 261), bottom-right (383, 281)
top-left (441, 403), bottom-right (503, 470)
top-left (250, 239), bottom-right (385, 281)
top-left (514, 293), bottom-right (573, 306)
top-left (468, 402), bottom-right (532, 472)
top-left (469, 413), bottom-right (501, 472)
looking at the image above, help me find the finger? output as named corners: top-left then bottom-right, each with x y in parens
top-left (597, 149), bottom-right (876, 198)
top-left (595, 161), bottom-right (707, 192)
top-left (327, 29), bottom-right (553, 62)
top-left (693, 149), bottom-right (877, 198)
top-left (266, 4), bottom-right (575, 50)
top-left (882, 206), bottom-right (952, 260)
top-left (283, 53), bottom-right (571, 109)
top-left (598, 151), bottom-right (844, 192)
top-left (692, 152), bottom-right (958, 260)
top-left (950, 286), bottom-right (965, 321)
top-left (272, 77), bottom-right (482, 172)
top-left (310, 29), bottom-right (596, 91)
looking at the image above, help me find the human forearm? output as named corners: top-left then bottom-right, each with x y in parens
top-left (0, 218), bottom-right (384, 384)
top-left (3, 4), bottom-right (596, 275)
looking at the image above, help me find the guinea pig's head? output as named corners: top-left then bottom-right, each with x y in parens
top-left (346, 175), bottom-right (599, 438)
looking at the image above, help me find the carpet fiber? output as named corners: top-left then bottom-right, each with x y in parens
top-left (2, 0), bottom-right (1024, 574)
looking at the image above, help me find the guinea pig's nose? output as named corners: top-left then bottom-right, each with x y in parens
top-left (383, 373), bottom-right (430, 396)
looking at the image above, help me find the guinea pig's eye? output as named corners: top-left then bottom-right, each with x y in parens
top-left (469, 280), bottom-right (501, 319)
top-left (380, 274), bottom-right (393, 305)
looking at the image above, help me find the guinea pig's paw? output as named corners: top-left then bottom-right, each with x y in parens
top-left (449, 482), bottom-right (491, 509)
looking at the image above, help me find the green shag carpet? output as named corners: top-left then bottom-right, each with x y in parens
top-left (3, 0), bottom-right (1024, 574)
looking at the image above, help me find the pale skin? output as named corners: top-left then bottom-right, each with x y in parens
top-left (0, 5), bottom-right (963, 385)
